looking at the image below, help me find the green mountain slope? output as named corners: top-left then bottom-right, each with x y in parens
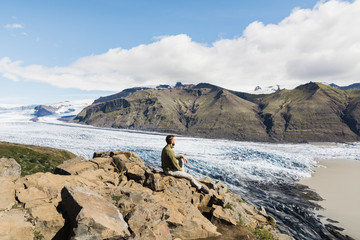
top-left (74, 85), bottom-right (269, 141)
top-left (73, 82), bottom-right (360, 142)
top-left (259, 82), bottom-right (359, 142)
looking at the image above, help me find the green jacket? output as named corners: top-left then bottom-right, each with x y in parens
top-left (161, 144), bottom-right (182, 171)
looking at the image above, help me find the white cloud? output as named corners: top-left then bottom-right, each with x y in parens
top-left (1, 0), bottom-right (360, 92)
top-left (4, 23), bottom-right (24, 29)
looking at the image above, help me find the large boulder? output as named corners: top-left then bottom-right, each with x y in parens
top-left (0, 209), bottom-right (34, 240)
top-left (28, 203), bottom-right (65, 240)
top-left (0, 156), bottom-right (21, 212)
top-left (61, 186), bottom-right (130, 240)
top-left (0, 157), bottom-right (21, 179)
top-left (111, 152), bottom-right (147, 183)
top-left (211, 204), bottom-right (238, 225)
top-left (0, 178), bottom-right (16, 211)
top-left (54, 156), bottom-right (96, 175)
top-left (15, 172), bottom-right (100, 207)
top-left (16, 186), bottom-right (49, 208)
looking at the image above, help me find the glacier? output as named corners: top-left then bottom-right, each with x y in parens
top-left (0, 102), bottom-right (358, 239)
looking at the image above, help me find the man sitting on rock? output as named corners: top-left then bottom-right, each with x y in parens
top-left (161, 135), bottom-right (209, 194)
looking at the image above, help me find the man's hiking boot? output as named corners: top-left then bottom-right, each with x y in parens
top-left (200, 186), bottom-right (209, 194)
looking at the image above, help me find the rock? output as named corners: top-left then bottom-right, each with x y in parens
top-left (90, 157), bottom-right (115, 171)
top-left (93, 151), bottom-right (116, 158)
top-left (110, 152), bottom-right (148, 184)
top-left (127, 164), bottom-right (146, 183)
top-left (0, 157), bottom-right (21, 179)
top-left (144, 171), bottom-right (166, 192)
top-left (0, 177), bottom-right (16, 211)
top-left (16, 186), bottom-right (49, 208)
top-left (0, 209), bottom-right (34, 240)
top-left (116, 186), bottom-right (220, 240)
top-left (260, 205), bottom-right (267, 215)
top-left (54, 156), bottom-right (96, 175)
top-left (15, 172), bottom-right (100, 207)
top-left (28, 203), bottom-right (65, 240)
top-left (78, 168), bottom-right (119, 188)
top-left (195, 191), bottom-right (212, 210)
top-left (161, 176), bottom-right (194, 203)
top-left (211, 205), bottom-right (238, 225)
top-left (125, 205), bottom-right (172, 240)
top-left (199, 177), bottom-right (216, 189)
top-left (60, 186), bottom-right (130, 239)
top-left (112, 151), bottom-right (145, 167)
top-left (209, 190), bottom-right (226, 206)
top-left (1, 150), bottom-right (291, 240)
top-left (213, 181), bottom-right (229, 195)
top-left (173, 219), bottom-right (220, 240)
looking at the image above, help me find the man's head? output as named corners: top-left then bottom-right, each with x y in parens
top-left (166, 135), bottom-right (175, 146)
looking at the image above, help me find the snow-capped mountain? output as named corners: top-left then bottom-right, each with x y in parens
top-left (251, 85), bottom-right (281, 94)
top-left (329, 82), bottom-right (360, 90)
top-left (0, 99), bottom-right (92, 123)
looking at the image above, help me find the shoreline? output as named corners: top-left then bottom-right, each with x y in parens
top-left (299, 158), bottom-right (360, 239)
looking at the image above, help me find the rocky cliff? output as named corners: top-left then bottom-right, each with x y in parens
top-left (0, 151), bottom-right (291, 240)
top-left (73, 82), bottom-right (360, 143)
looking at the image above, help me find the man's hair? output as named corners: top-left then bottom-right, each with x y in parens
top-left (166, 135), bottom-right (174, 144)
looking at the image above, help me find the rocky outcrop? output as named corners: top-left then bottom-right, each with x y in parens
top-left (0, 151), bottom-right (291, 240)
top-left (0, 158), bottom-right (21, 211)
top-left (54, 156), bottom-right (93, 175)
top-left (61, 186), bottom-right (130, 239)
top-left (33, 105), bottom-right (58, 117)
top-left (0, 209), bottom-right (34, 240)
top-left (0, 157), bottom-right (21, 179)
top-left (0, 179), bottom-right (17, 211)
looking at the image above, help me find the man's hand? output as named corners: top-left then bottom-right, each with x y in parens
top-left (182, 156), bottom-right (188, 163)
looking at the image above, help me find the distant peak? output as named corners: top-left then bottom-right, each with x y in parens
top-left (193, 83), bottom-right (221, 90)
top-left (295, 82), bottom-right (321, 91)
top-left (155, 84), bottom-right (172, 89)
top-left (329, 82), bottom-right (360, 90)
top-left (174, 82), bottom-right (184, 88)
top-left (252, 85), bottom-right (280, 94)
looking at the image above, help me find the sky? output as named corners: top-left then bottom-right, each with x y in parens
top-left (0, 0), bottom-right (359, 105)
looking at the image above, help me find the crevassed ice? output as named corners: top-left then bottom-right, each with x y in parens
top-left (0, 106), bottom-right (359, 185)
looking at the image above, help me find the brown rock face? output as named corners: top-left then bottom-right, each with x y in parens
top-left (0, 209), bottom-right (34, 240)
top-left (61, 186), bottom-right (130, 239)
top-left (0, 158), bottom-right (21, 211)
top-left (0, 157), bottom-right (21, 179)
top-left (0, 178), bottom-right (16, 211)
top-left (54, 156), bottom-right (91, 175)
top-left (0, 150), bottom-right (289, 240)
top-left (28, 203), bottom-right (65, 240)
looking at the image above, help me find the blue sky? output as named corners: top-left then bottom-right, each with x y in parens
top-left (0, 0), bottom-right (358, 105)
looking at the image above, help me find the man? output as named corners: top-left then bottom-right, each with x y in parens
top-left (161, 135), bottom-right (209, 194)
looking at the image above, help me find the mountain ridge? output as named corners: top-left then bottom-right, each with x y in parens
top-left (73, 82), bottom-right (360, 143)
top-left (329, 82), bottom-right (360, 90)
